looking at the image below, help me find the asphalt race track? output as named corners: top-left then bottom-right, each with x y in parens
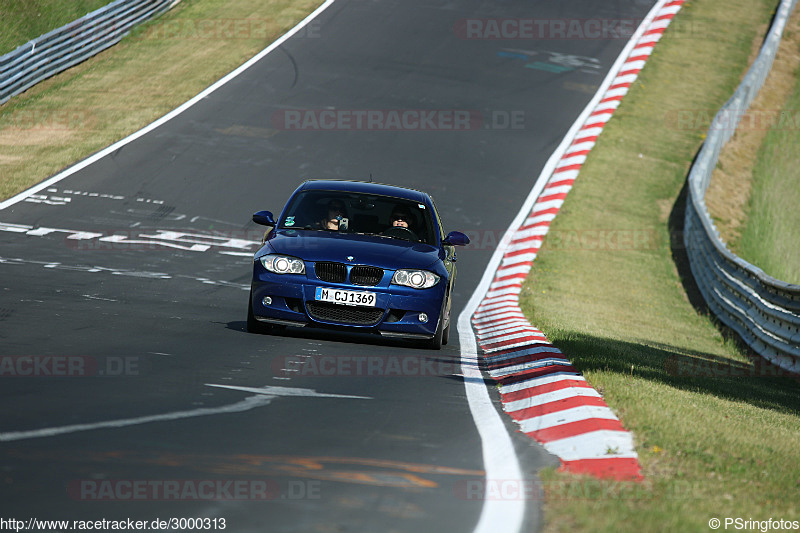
top-left (0, 0), bottom-right (656, 531)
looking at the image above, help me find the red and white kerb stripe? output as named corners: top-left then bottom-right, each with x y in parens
top-left (473, 0), bottom-right (684, 481)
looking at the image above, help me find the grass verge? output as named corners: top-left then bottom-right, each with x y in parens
top-left (0, 0), bottom-right (112, 55)
top-left (0, 0), bottom-right (322, 200)
top-left (704, 4), bottom-right (800, 284)
top-left (735, 49), bottom-right (800, 283)
top-left (516, 0), bottom-right (800, 531)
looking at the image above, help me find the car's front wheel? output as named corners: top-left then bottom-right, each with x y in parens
top-left (426, 299), bottom-right (448, 350)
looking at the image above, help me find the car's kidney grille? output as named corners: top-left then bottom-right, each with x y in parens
top-left (315, 262), bottom-right (347, 283)
top-left (350, 266), bottom-right (383, 286)
top-left (306, 301), bottom-right (384, 326)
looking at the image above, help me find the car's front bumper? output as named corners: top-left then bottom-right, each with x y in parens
top-left (250, 272), bottom-right (445, 338)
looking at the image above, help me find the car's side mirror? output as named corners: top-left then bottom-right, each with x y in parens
top-left (252, 210), bottom-right (275, 226)
top-left (443, 231), bottom-right (470, 246)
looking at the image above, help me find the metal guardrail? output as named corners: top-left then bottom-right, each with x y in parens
top-left (0, 0), bottom-right (178, 105)
top-left (684, 0), bottom-right (800, 373)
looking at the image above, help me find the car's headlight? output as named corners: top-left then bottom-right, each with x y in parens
top-left (260, 255), bottom-right (306, 274)
top-left (392, 269), bottom-right (439, 289)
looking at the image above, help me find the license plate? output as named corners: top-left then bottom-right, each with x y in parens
top-left (315, 287), bottom-right (377, 307)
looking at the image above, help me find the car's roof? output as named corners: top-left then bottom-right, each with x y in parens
top-left (297, 179), bottom-right (430, 203)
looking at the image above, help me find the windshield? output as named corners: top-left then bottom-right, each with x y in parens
top-left (280, 190), bottom-right (437, 245)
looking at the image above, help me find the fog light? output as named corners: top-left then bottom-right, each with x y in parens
top-left (418, 313), bottom-right (428, 323)
top-left (262, 296), bottom-right (272, 306)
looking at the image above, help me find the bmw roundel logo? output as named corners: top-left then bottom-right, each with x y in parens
top-left (346, 256), bottom-right (355, 262)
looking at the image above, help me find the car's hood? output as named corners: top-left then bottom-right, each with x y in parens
top-left (266, 230), bottom-right (440, 270)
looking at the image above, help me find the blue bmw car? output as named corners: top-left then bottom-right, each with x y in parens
top-left (247, 180), bottom-right (469, 349)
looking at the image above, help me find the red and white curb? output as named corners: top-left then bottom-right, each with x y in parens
top-left (470, 0), bottom-right (685, 482)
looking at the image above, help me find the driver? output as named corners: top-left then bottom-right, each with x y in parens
top-left (389, 206), bottom-right (413, 229)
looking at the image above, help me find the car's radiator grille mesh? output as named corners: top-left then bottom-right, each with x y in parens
top-left (350, 266), bottom-right (383, 286)
top-left (315, 262), bottom-right (347, 283)
top-left (315, 262), bottom-right (383, 286)
top-left (306, 301), bottom-right (384, 326)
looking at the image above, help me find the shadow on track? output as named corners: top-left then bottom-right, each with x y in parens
top-left (225, 320), bottom-right (454, 351)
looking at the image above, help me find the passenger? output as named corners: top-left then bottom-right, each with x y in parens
top-left (318, 199), bottom-right (348, 231)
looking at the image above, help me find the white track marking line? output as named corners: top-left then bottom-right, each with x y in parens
top-left (458, 322), bottom-right (527, 533)
top-left (205, 383), bottom-right (371, 399)
top-left (0, 0), bottom-right (338, 211)
top-left (0, 384), bottom-right (368, 443)
top-left (0, 394), bottom-right (273, 443)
